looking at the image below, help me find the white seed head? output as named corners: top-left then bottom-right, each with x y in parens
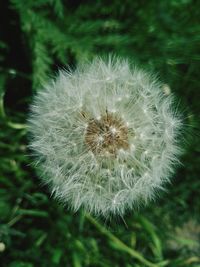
top-left (28, 57), bottom-right (182, 217)
top-left (0, 242), bottom-right (5, 253)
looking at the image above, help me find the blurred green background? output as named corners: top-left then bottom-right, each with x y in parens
top-left (0, 0), bottom-right (200, 266)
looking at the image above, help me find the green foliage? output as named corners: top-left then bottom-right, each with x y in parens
top-left (0, 0), bottom-right (200, 266)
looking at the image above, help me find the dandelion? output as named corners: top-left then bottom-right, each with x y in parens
top-left (28, 57), bottom-right (182, 216)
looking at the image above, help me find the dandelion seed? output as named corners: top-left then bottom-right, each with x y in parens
top-left (28, 57), bottom-right (182, 217)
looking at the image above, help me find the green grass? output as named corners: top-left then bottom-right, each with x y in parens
top-left (0, 0), bottom-right (200, 266)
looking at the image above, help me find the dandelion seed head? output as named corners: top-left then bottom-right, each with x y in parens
top-left (28, 57), bottom-right (183, 217)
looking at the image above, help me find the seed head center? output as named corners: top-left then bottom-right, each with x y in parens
top-left (85, 112), bottom-right (129, 155)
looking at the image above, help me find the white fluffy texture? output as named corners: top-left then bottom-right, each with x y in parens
top-left (28, 58), bottom-right (182, 216)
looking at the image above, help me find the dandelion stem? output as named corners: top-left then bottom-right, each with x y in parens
top-left (86, 214), bottom-right (161, 267)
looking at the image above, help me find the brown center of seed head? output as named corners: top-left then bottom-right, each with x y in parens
top-left (85, 111), bottom-right (130, 156)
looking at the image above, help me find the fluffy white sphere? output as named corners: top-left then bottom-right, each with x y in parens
top-left (28, 57), bottom-right (182, 216)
